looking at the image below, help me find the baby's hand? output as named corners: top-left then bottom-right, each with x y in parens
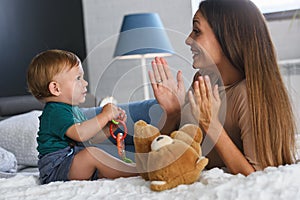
top-left (117, 108), bottom-right (127, 122)
top-left (108, 107), bottom-right (127, 133)
top-left (102, 103), bottom-right (127, 123)
top-left (102, 103), bottom-right (119, 122)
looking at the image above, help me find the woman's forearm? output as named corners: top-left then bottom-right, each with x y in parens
top-left (158, 112), bottom-right (181, 135)
top-left (208, 122), bottom-right (255, 176)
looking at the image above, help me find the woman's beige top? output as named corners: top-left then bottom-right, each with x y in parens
top-left (183, 77), bottom-right (261, 171)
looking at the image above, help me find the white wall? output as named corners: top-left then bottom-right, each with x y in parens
top-left (281, 61), bottom-right (300, 133)
top-left (268, 18), bottom-right (300, 60)
top-left (82, 0), bottom-right (196, 104)
top-left (269, 17), bottom-right (300, 132)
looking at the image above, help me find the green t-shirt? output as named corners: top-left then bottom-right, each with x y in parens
top-left (37, 102), bottom-right (87, 156)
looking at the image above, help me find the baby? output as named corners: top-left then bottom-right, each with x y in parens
top-left (27, 49), bottom-right (137, 184)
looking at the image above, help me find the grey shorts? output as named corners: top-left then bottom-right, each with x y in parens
top-left (38, 146), bottom-right (98, 184)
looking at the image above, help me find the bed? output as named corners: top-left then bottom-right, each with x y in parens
top-left (1, 95), bottom-right (300, 200)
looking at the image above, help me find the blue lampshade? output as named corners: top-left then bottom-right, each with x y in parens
top-left (114, 13), bottom-right (174, 58)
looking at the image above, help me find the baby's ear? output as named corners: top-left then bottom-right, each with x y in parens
top-left (48, 81), bottom-right (61, 96)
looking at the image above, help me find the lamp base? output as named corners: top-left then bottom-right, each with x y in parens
top-left (141, 55), bottom-right (150, 100)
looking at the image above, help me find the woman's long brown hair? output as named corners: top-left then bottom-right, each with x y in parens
top-left (199, 0), bottom-right (296, 169)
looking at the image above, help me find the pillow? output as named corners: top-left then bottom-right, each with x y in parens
top-left (0, 146), bottom-right (17, 172)
top-left (0, 110), bottom-right (42, 166)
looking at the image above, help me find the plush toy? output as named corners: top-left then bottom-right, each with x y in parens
top-left (134, 120), bottom-right (208, 191)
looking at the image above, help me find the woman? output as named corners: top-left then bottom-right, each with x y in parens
top-left (149, 0), bottom-right (296, 175)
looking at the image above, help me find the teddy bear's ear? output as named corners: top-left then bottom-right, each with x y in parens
top-left (179, 124), bottom-right (203, 143)
top-left (170, 131), bottom-right (201, 156)
top-left (134, 120), bottom-right (161, 144)
top-left (134, 120), bottom-right (148, 135)
top-left (170, 131), bottom-right (193, 146)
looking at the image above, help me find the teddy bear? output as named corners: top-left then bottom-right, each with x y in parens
top-left (134, 120), bottom-right (208, 191)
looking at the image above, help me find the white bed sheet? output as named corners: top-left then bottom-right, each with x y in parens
top-left (1, 163), bottom-right (300, 200)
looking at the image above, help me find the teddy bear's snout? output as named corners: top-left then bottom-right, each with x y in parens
top-left (151, 135), bottom-right (173, 151)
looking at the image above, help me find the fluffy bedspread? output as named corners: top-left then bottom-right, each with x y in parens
top-left (1, 109), bottom-right (300, 199)
top-left (1, 163), bottom-right (300, 200)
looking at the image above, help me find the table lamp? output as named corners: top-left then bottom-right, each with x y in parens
top-left (113, 13), bottom-right (174, 100)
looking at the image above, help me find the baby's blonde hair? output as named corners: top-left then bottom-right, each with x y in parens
top-left (27, 49), bottom-right (80, 100)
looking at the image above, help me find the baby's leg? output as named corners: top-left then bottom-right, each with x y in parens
top-left (68, 147), bottom-right (137, 180)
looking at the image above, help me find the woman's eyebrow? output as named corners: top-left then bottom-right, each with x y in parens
top-left (193, 19), bottom-right (200, 25)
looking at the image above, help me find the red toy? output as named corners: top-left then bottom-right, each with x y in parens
top-left (109, 119), bottom-right (133, 163)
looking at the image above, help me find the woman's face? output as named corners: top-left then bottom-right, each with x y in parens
top-left (185, 10), bottom-right (224, 69)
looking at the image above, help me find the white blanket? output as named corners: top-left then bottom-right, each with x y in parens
top-left (1, 163), bottom-right (300, 200)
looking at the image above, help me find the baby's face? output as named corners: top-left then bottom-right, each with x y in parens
top-left (54, 63), bottom-right (88, 105)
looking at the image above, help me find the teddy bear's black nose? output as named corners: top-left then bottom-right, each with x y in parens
top-left (156, 136), bottom-right (164, 141)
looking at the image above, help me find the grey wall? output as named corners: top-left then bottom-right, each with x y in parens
top-left (268, 18), bottom-right (300, 60)
top-left (271, 17), bottom-right (300, 132)
top-left (82, 0), bottom-right (196, 104)
top-left (269, 17), bottom-right (300, 132)
top-left (82, 0), bottom-right (300, 105)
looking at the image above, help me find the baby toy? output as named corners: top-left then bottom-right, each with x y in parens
top-left (134, 120), bottom-right (208, 191)
top-left (109, 119), bottom-right (133, 163)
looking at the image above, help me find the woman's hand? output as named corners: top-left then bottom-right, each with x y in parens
top-left (148, 57), bottom-right (186, 115)
top-left (188, 75), bottom-right (221, 132)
